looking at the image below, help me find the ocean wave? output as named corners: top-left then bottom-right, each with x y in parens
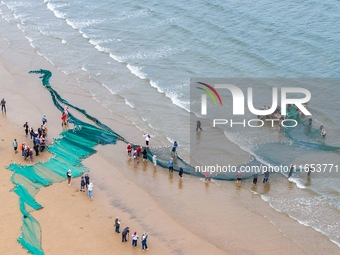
top-left (46, 2), bottom-right (66, 19)
top-left (114, 47), bottom-right (186, 62)
top-left (124, 99), bottom-right (135, 109)
top-left (127, 64), bottom-right (146, 80)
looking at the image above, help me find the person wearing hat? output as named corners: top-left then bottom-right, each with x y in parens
top-left (114, 217), bottom-right (121, 233)
top-left (132, 231), bottom-right (139, 247)
top-left (1, 98), bottom-right (6, 114)
top-left (122, 227), bottom-right (130, 242)
top-left (67, 170), bottom-right (72, 186)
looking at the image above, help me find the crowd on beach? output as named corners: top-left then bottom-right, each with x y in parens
top-left (126, 134), bottom-right (187, 181)
top-left (114, 217), bottom-right (149, 251)
top-left (11, 116), bottom-right (49, 163)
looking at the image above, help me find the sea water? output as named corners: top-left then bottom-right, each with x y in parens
top-left (1, 0), bottom-right (340, 248)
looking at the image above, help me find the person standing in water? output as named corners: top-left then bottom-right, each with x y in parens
top-left (152, 155), bottom-right (157, 166)
top-left (196, 120), bottom-right (202, 131)
top-left (252, 171), bottom-right (258, 185)
top-left (142, 147), bottom-right (148, 162)
top-left (263, 170), bottom-right (269, 183)
top-left (179, 167), bottom-right (183, 179)
top-left (168, 158), bottom-right (174, 172)
top-left (205, 170), bottom-right (211, 181)
top-left (321, 128), bottom-right (326, 139)
top-left (288, 164), bottom-right (294, 178)
top-left (236, 171), bottom-right (242, 186)
top-left (172, 141), bottom-right (178, 154)
top-left (143, 133), bottom-right (150, 146)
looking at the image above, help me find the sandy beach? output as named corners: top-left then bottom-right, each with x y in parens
top-left (1, 9), bottom-right (340, 255)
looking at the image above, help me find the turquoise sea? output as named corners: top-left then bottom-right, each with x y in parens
top-left (1, 0), bottom-right (340, 251)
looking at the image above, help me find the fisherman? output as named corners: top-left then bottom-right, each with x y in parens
top-left (252, 171), bottom-right (258, 185)
top-left (196, 120), bottom-right (202, 131)
top-left (263, 170), bottom-right (269, 183)
top-left (308, 117), bottom-right (312, 126)
top-left (288, 164), bottom-right (294, 178)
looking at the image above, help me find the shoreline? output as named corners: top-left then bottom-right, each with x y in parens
top-left (1, 11), bottom-right (340, 255)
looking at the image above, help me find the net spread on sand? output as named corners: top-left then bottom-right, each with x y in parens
top-left (6, 70), bottom-right (340, 254)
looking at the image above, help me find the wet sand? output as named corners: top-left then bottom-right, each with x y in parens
top-left (1, 13), bottom-right (339, 255)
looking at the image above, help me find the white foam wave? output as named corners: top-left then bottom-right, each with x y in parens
top-left (81, 66), bottom-right (87, 72)
top-left (109, 53), bottom-right (124, 63)
top-left (94, 45), bottom-right (110, 54)
top-left (65, 18), bottom-right (103, 30)
top-left (127, 64), bottom-right (146, 80)
top-left (47, 3), bottom-right (66, 19)
top-left (116, 47), bottom-right (185, 62)
top-left (124, 99), bottom-right (135, 109)
top-left (288, 177), bottom-right (306, 189)
top-left (149, 80), bottom-right (164, 93)
top-left (61, 39), bottom-right (67, 44)
top-left (112, 9), bottom-right (151, 23)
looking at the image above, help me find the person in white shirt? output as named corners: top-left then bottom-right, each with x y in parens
top-left (132, 231), bottom-right (139, 247)
top-left (143, 133), bottom-right (150, 146)
top-left (88, 182), bottom-right (93, 198)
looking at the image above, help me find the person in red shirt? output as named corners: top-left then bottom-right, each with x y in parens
top-left (136, 146), bottom-right (142, 157)
top-left (126, 143), bottom-right (132, 156)
top-left (61, 113), bottom-right (67, 126)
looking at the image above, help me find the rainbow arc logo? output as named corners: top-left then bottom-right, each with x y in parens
top-left (196, 82), bottom-right (223, 115)
top-left (196, 82), bottom-right (223, 106)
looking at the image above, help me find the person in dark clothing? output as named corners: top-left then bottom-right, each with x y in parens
top-left (308, 117), bottom-right (312, 126)
top-left (142, 147), bottom-right (148, 162)
top-left (122, 227), bottom-right (130, 242)
top-left (23, 122), bottom-right (29, 136)
top-left (67, 170), bottom-right (72, 186)
top-left (196, 120), bottom-right (202, 131)
top-left (288, 164), bottom-right (294, 178)
top-left (85, 174), bottom-right (90, 189)
top-left (114, 217), bottom-right (121, 233)
top-left (252, 172), bottom-right (258, 185)
top-left (80, 176), bottom-right (86, 192)
top-left (179, 167), bottom-right (184, 179)
top-left (1, 98), bottom-right (6, 113)
top-left (33, 143), bottom-right (39, 156)
top-left (263, 170), bottom-right (269, 183)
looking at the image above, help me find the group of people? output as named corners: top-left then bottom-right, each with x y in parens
top-left (12, 116), bottom-right (49, 162)
top-left (114, 217), bottom-right (149, 251)
top-left (66, 170), bottom-right (93, 198)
